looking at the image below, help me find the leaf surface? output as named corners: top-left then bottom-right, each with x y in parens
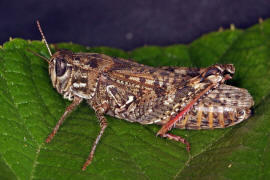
top-left (0, 19), bottom-right (270, 180)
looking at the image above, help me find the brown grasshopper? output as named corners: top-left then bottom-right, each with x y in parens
top-left (32, 21), bottom-right (254, 171)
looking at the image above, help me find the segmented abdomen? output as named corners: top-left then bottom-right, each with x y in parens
top-left (175, 84), bottom-right (254, 129)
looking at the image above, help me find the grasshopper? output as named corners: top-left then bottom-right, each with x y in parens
top-left (31, 21), bottom-right (254, 171)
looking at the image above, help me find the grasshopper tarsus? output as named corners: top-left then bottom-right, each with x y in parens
top-left (45, 135), bottom-right (53, 143)
top-left (159, 133), bottom-right (190, 152)
top-left (83, 113), bottom-right (108, 171)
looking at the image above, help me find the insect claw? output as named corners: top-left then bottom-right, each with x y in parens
top-left (45, 137), bottom-right (51, 143)
top-left (186, 142), bottom-right (191, 152)
top-left (158, 133), bottom-right (190, 152)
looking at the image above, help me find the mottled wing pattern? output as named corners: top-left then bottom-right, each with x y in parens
top-left (101, 59), bottom-right (184, 124)
top-left (102, 59), bottom-right (235, 128)
top-left (158, 66), bottom-right (204, 79)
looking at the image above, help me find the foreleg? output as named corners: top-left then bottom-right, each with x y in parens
top-left (46, 96), bottom-right (83, 143)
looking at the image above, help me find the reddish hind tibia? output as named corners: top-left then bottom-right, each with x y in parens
top-left (157, 84), bottom-right (216, 137)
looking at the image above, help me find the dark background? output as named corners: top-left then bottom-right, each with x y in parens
top-left (1, 0), bottom-right (270, 50)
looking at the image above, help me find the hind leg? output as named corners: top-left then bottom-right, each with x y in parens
top-left (157, 64), bottom-right (235, 149)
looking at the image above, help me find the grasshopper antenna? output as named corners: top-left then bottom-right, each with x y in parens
top-left (36, 20), bottom-right (52, 57)
top-left (26, 49), bottom-right (50, 63)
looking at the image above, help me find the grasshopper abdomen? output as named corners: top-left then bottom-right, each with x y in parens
top-left (174, 84), bottom-right (253, 129)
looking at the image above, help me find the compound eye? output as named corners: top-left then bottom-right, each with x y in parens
top-left (55, 58), bottom-right (67, 77)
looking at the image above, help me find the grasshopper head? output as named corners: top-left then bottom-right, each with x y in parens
top-left (48, 50), bottom-right (74, 98)
top-left (32, 20), bottom-right (75, 100)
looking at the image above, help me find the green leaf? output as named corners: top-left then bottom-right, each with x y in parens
top-left (0, 19), bottom-right (270, 180)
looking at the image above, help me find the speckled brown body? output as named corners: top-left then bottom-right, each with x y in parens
top-left (50, 51), bottom-right (252, 127)
top-left (41, 49), bottom-right (254, 170)
top-left (34, 20), bottom-right (254, 171)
